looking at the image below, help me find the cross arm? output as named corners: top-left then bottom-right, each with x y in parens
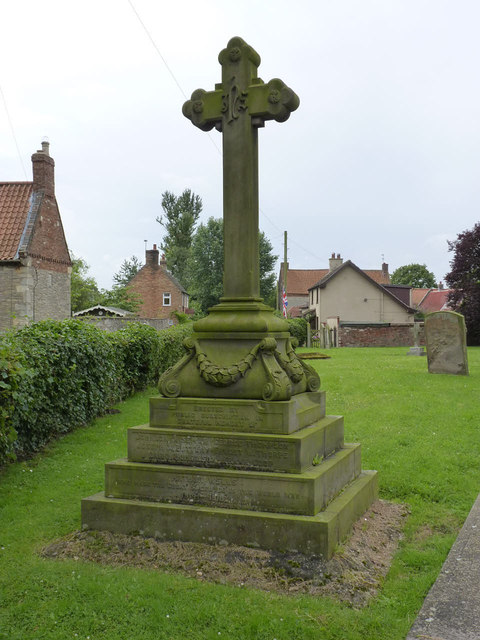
top-left (182, 87), bottom-right (223, 131)
top-left (247, 78), bottom-right (300, 124)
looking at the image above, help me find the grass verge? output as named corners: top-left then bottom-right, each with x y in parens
top-left (1, 348), bottom-right (479, 640)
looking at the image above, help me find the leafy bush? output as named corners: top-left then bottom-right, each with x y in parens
top-left (6, 320), bottom-right (120, 457)
top-left (0, 342), bottom-right (23, 466)
top-left (287, 317), bottom-right (308, 346)
top-left (157, 322), bottom-right (194, 372)
top-left (109, 322), bottom-right (162, 393)
top-left (0, 319), bottom-right (192, 464)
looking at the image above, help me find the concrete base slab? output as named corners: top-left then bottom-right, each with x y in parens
top-left (82, 470), bottom-right (378, 558)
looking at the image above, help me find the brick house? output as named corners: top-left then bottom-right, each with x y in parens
top-left (128, 245), bottom-right (189, 320)
top-left (0, 142), bottom-right (71, 331)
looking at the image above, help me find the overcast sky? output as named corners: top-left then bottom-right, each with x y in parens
top-left (1, 0), bottom-right (479, 289)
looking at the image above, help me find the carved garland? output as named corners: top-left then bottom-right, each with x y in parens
top-left (159, 336), bottom-right (321, 398)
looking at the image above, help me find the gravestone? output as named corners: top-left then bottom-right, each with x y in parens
top-left (82, 37), bottom-right (377, 558)
top-left (425, 311), bottom-right (468, 375)
top-left (407, 321), bottom-right (426, 356)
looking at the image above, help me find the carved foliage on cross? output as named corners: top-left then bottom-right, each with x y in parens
top-left (182, 37), bottom-right (299, 132)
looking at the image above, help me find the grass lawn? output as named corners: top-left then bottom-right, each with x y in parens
top-left (1, 347), bottom-right (479, 640)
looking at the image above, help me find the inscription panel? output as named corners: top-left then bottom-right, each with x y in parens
top-left (149, 391), bottom-right (326, 435)
top-left (106, 464), bottom-right (312, 515)
top-left (128, 429), bottom-right (296, 472)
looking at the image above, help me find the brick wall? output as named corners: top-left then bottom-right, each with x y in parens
top-left (339, 324), bottom-right (414, 347)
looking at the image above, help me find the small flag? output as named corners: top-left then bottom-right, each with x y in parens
top-left (282, 287), bottom-right (288, 318)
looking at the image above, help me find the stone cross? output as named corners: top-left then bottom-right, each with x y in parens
top-left (183, 37), bottom-right (299, 302)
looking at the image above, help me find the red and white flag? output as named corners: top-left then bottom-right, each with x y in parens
top-left (282, 287), bottom-right (288, 318)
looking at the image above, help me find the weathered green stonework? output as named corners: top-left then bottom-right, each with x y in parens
top-left (81, 37), bottom-right (377, 558)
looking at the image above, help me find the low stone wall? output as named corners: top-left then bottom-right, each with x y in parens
top-left (339, 324), bottom-right (416, 348)
top-left (77, 316), bottom-right (172, 332)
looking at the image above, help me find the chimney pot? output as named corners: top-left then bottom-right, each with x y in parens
top-left (145, 245), bottom-right (159, 267)
top-left (329, 253), bottom-right (344, 271)
top-left (32, 141), bottom-right (55, 197)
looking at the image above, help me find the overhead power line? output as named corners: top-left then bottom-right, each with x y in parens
top-left (126, 1), bottom-right (322, 266)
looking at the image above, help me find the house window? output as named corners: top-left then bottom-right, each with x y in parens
top-left (163, 292), bottom-right (171, 306)
top-left (316, 288), bottom-right (319, 303)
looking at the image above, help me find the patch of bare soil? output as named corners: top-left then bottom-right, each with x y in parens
top-left (42, 500), bottom-right (408, 607)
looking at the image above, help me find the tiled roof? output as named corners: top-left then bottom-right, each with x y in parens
top-left (284, 269), bottom-right (328, 295)
top-left (309, 262), bottom-right (390, 290)
top-left (0, 182), bottom-right (33, 260)
top-left (309, 260), bottom-right (414, 312)
top-left (418, 290), bottom-right (452, 313)
top-left (412, 288), bottom-right (432, 307)
top-left (365, 270), bottom-right (390, 285)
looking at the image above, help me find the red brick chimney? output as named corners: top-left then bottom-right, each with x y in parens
top-left (32, 141), bottom-right (55, 198)
top-left (145, 244), bottom-right (159, 267)
top-left (382, 261), bottom-right (389, 282)
top-left (160, 253), bottom-right (167, 268)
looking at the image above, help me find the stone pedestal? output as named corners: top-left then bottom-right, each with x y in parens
top-left (82, 388), bottom-right (377, 558)
top-left (81, 36), bottom-right (377, 559)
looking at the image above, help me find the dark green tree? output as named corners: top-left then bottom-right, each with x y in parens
top-left (259, 232), bottom-right (278, 307)
top-left (157, 189), bottom-right (202, 287)
top-left (97, 255), bottom-right (144, 313)
top-left (391, 263), bottom-right (436, 288)
top-left (70, 255), bottom-right (100, 312)
top-left (99, 286), bottom-right (142, 314)
top-left (445, 222), bottom-right (480, 346)
top-left (112, 256), bottom-right (142, 287)
top-left (187, 217), bottom-right (278, 313)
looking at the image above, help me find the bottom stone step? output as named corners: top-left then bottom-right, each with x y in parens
top-left (81, 470), bottom-right (378, 559)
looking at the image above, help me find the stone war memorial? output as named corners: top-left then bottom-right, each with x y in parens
top-left (82, 37), bottom-right (378, 558)
top-left (425, 310), bottom-right (469, 376)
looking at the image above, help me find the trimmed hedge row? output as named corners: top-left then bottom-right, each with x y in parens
top-left (0, 320), bottom-right (193, 465)
top-left (0, 316), bottom-right (306, 466)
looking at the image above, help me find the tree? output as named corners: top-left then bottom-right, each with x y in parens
top-left (70, 255), bottom-right (100, 312)
top-left (391, 263), bottom-right (436, 288)
top-left (445, 222), bottom-right (480, 346)
top-left (187, 218), bottom-right (224, 312)
top-left (99, 286), bottom-right (142, 314)
top-left (187, 217), bottom-right (278, 313)
top-left (112, 256), bottom-right (142, 287)
top-left (157, 189), bottom-right (202, 287)
top-left (259, 232), bottom-right (278, 307)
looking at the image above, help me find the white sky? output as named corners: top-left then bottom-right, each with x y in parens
top-left (1, 0), bottom-right (479, 289)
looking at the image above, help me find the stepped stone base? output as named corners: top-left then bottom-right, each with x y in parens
top-left (82, 471), bottom-right (377, 557)
top-left (82, 392), bottom-right (378, 559)
top-left (128, 414), bottom-right (343, 472)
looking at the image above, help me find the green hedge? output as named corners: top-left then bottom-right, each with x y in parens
top-left (286, 317), bottom-right (308, 346)
top-left (0, 320), bottom-right (194, 465)
top-left (0, 317), bottom-right (305, 466)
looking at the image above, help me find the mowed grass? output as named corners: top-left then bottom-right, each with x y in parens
top-left (1, 348), bottom-right (479, 640)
